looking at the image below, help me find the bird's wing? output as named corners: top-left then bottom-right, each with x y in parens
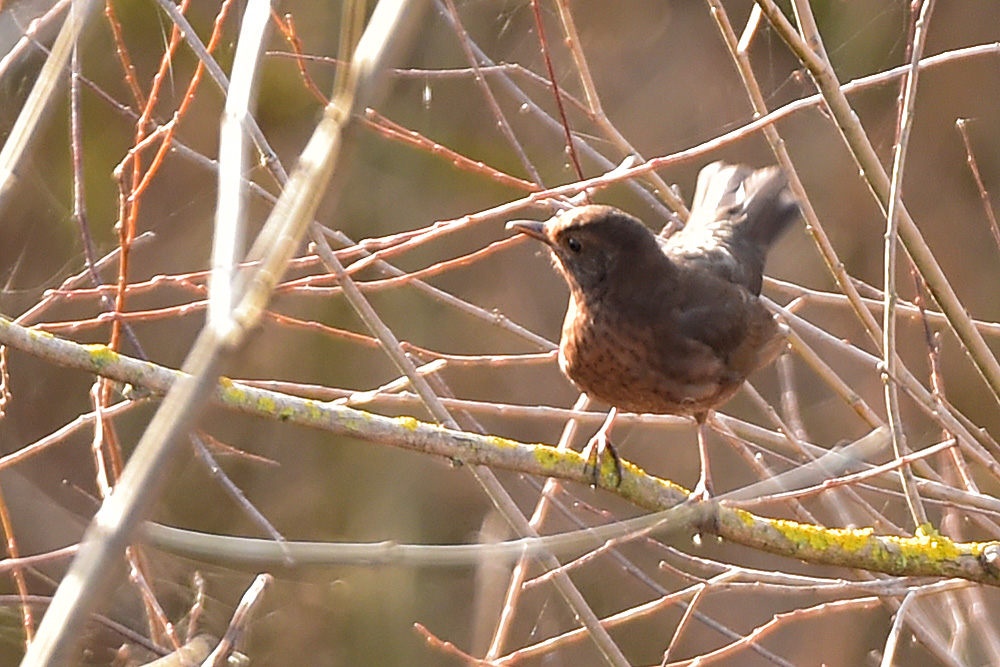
top-left (667, 280), bottom-right (755, 356)
top-left (653, 265), bottom-right (781, 377)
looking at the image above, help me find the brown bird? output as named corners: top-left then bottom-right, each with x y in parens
top-left (507, 162), bottom-right (799, 497)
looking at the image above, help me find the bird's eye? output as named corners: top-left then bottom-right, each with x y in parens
top-left (566, 237), bottom-right (582, 252)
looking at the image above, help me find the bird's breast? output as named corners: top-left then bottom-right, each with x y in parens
top-left (557, 296), bottom-right (737, 416)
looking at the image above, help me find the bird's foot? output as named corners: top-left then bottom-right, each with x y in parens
top-left (582, 431), bottom-right (623, 487)
top-left (688, 472), bottom-right (713, 502)
top-left (690, 416), bottom-right (714, 500)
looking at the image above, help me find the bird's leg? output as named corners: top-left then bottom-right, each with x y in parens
top-left (690, 412), bottom-right (713, 501)
top-left (582, 406), bottom-right (622, 486)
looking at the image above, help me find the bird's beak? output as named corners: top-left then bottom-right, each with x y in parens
top-left (506, 220), bottom-right (550, 244)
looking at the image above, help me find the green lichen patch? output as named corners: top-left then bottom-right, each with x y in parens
top-left (84, 344), bottom-right (120, 369)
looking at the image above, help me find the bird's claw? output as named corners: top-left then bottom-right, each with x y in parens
top-left (688, 468), bottom-right (713, 501)
top-left (582, 432), bottom-right (623, 487)
top-left (688, 481), bottom-right (711, 502)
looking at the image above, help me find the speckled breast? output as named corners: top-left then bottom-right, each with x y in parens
top-left (556, 301), bottom-right (740, 417)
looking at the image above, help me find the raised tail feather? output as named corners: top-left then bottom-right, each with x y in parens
top-left (664, 161), bottom-right (800, 294)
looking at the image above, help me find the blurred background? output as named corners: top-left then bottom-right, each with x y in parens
top-left (1, 0), bottom-right (999, 665)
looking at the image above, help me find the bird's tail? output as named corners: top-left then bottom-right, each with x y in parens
top-left (665, 161), bottom-right (801, 294)
top-left (690, 161), bottom-right (800, 251)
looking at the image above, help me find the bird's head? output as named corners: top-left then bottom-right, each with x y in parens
top-left (507, 205), bottom-right (665, 296)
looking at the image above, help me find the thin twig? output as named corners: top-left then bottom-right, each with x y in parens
top-left (882, 0), bottom-right (935, 527)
